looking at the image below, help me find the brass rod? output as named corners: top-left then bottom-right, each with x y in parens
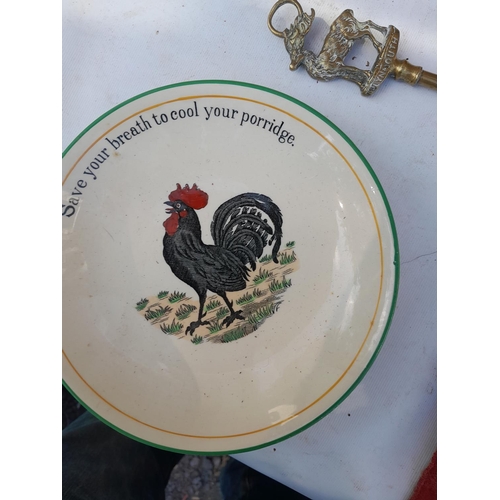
top-left (391, 59), bottom-right (437, 90)
top-left (417, 71), bottom-right (437, 90)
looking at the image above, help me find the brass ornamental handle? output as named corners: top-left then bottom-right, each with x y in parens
top-left (268, 0), bottom-right (437, 96)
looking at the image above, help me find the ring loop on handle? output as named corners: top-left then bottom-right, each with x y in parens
top-left (268, 0), bottom-right (304, 38)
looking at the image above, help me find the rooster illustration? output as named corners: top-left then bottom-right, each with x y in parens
top-left (163, 183), bottom-right (283, 335)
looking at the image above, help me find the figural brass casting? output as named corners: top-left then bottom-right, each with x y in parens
top-left (268, 0), bottom-right (437, 96)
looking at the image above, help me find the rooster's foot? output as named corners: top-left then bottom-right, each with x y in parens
top-left (185, 320), bottom-right (210, 336)
top-left (221, 310), bottom-right (244, 329)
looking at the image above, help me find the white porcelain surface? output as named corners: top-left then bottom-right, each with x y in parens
top-left (62, 82), bottom-right (398, 453)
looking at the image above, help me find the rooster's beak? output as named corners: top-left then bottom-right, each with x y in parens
top-left (164, 201), bottom-right (175, 213)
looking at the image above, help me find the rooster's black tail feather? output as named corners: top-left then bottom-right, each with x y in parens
top-left (210, 193), bottom-right (283, 270)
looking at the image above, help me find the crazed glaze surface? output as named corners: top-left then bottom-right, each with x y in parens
top-left (62, 81), bottom-right (398, 454)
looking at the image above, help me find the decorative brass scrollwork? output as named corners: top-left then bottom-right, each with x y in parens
top-left (268, 0), bottom-right (437, 96)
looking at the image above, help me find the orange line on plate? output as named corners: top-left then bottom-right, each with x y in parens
top-left (62, 95), bottom-right (384, 439)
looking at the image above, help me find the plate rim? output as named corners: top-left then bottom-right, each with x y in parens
top-left (62, 79), bottom-right (400, 455)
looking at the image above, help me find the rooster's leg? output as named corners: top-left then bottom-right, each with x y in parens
top-left (185, 290), bottom-right (210, 336)
top-left (219, 292), bottom-right (245, 329)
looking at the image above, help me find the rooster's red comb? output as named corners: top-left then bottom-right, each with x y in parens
top-left (168, 183), bottom-right (209, 210)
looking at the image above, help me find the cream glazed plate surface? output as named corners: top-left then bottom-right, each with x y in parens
top-left (62, 80), bottom-right (399, 454)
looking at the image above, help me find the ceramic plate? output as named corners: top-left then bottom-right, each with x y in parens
top-left (62, 80), bottom-right (399, 454)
